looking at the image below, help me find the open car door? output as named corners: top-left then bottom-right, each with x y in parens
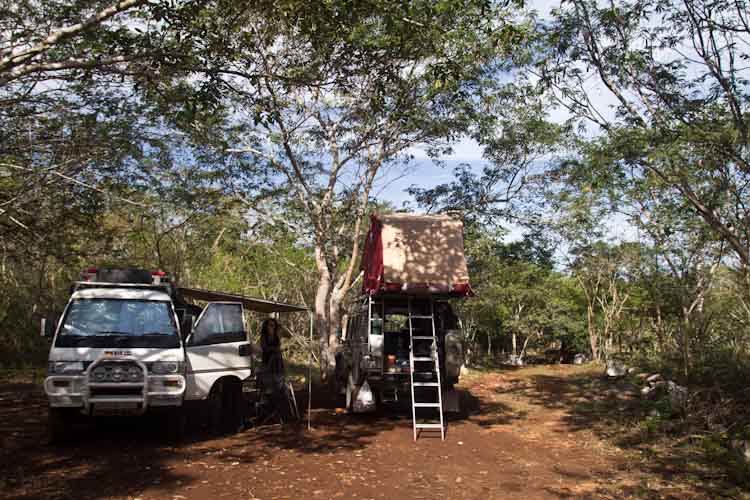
top-left (184, 302), bottom-right (253, 400)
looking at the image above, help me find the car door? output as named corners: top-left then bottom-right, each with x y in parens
top-left (184, 302), bottom-right (253, 400)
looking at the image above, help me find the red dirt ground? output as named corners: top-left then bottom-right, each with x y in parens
top-left (0, 365), bottom-right (741, 500)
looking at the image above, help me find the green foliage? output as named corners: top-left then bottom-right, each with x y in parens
top-left (457, 228), bottom-right (587, 361)
top-left (1, 0), bottom-right (527, 368)
top-left (537, 0), bottom-right (750, 267)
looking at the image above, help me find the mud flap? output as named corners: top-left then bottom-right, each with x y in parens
top-left (442, 389), bottom-right (460, 413)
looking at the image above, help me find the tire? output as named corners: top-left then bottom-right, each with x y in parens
top-left (221, 381), bottom-right (244, 434)
top-left (164, 407), bottom-right (187, 442)
top-left (208, 382), bottom-right (224, 434)
top-left (209, 379), bottom-right (244, 435)
top-left (48, 407), bottom-right (73, 444)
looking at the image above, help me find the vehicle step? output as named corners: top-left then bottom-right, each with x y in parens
top-left (415, 423), bottom-right (444, 429)
top-left (413, 402), bottom-right (442, 408)
top-left (412, 356), bottom-right (434, 361)
top-left (409, 315), bottom-right (434, 319)
top-left (411, 336), bottom-right (436, 340)
top-left (412, 382), bottom-right (440, 387)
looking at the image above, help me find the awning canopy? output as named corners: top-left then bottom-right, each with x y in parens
top-left (178, 287), bottom-right (307, 313)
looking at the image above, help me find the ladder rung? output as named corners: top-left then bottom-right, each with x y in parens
top-left (412, 382), bottom-right (439, 387)
top-left (409, 315), bottom-right (433, 319)
top-left (413, 402), bottom-right (442, 408)
top-left (412, 356), bottom-right (434, 361)
top-left (411, 336), bottom-right (435, 340)
top-left (415, 423), bottom-right (443, 429)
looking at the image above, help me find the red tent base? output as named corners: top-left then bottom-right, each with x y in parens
top-left (376, 282), bottom-right (474, 297)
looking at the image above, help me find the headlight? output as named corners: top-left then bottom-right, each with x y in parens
top-left (48, 361), bottom-right (84, 374)
top-left (149, 361), bottom-right (182, 375)
top-left (92, 366), bottom-right (107, 381)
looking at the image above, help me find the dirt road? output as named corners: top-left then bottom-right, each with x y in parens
top-left (1, 365), bottom-right (744, 499)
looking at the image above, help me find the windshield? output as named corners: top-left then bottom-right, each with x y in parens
top-left (55, 299), bottom-right (180, 348)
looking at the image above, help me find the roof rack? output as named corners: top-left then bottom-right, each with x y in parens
top-left (72, 281), bottom-right (172, 293)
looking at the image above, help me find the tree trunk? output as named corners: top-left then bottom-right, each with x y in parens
top-left (519, 332), bottom-right (535, 362)
top-left (326, 287), bottom-right (346, 373)
top-left (654, 304), bottom-right (665, 353)
top-left (681, 306), bottom-right (691, 380)
top-left (587, 303), bottom-right (599, 361)
top-left (313, 246), bottom-right (333, 381)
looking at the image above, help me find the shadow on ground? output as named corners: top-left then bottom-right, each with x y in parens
top-left (491, 366), bottom-right (750, 498)
top-left (0, 373), bottom-right (522, 500)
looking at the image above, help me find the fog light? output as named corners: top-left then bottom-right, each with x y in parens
top-left (163, 380), bottom-right (180, 387)
top-left (53, 380), bottom-right (70, 388)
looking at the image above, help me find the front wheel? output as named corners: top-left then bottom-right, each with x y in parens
top-left (208, 380), bottom-right (244, 435)
top-left (221, 382), bottom-right (244, 433)
top-left (208, 382), bottom-right (224, 434)
top-left (48, 407), bottom-right (74, 444)
top-left (164, 407), bottom-right (187, 442)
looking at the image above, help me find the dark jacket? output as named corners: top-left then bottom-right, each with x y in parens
top-left (261, 331), bottom-right (284, 374)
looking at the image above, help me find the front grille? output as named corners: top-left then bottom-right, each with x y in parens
top-left (90, 386), bottom-right (142, 397)
top-left (90, 361), bottom-right (144, 383)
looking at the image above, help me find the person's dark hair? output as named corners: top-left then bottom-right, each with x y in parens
top-left (261, 318), bottom-right (279, 338)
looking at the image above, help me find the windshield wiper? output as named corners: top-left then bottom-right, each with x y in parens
top-left (96, 331), bottom-right (131, 335)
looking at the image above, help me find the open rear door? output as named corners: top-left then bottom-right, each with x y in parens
top-left (184, 302), bottom-right (252, 400)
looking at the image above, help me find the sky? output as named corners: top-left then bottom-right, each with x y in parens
top-left (375, 0), bottom-right (639, 248)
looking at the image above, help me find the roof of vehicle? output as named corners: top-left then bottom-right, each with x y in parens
top-left (72, 287), bottom-right (173, 301)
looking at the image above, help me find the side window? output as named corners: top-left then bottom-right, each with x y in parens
top-left (190, 303), bottom-right (245, 346)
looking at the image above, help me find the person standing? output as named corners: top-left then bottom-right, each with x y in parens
top-left (260, 318), bottom-right (284, 381)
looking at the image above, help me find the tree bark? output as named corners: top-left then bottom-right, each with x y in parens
top-left (313, 246), bottom-right (333, 380)
top-left (587, 302), bottom-right (599, 362)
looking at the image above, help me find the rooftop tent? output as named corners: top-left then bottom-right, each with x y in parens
top-left (177, 287), bottom-right (307, 313)
top-left (362, 213), bottom-right (473, 297)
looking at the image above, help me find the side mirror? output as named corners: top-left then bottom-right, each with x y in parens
top-left (40, 317), bottom-right (55, 338)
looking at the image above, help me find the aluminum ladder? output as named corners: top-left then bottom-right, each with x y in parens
top-left (408, 297), bottom-right (445, 441)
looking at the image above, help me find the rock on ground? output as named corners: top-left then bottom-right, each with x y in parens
top-left (606, 359), bottom-right (627, 377)
top-left (666, 381), bottom-right (688, 410)
top-left (731, 440), bottom-right (750, 466)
